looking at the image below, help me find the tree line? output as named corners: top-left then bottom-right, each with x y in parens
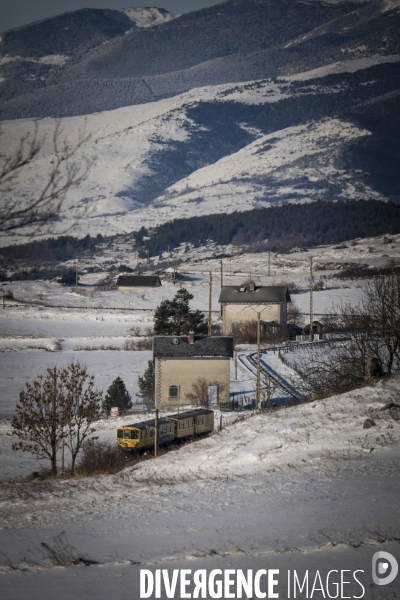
top-left (0, 233), bottom-right (103, 264)
top-left (140, 200), bottom-right (400, 256)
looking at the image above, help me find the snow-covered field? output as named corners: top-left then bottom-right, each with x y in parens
top-left (0, 378), bottom-right (399, 598)
top-left (1, 242), bottom-right (399, 598)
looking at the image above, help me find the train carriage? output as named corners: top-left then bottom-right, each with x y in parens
top-left (116, 409), bottom-right (214, 451)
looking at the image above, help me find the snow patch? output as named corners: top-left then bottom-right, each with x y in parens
top-left (117, 7), bottom-right (179, 27)
top-left (282, 55), bottom-right (400, 81)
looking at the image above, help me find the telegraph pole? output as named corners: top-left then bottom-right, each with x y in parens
top-left (220, 260), bottom-right (223, 291)
top-left (268, 251), bottom-right (271, 277)
top-left (208, 271), bottom-right (212, 336)
top-left (309, 256), bottom-right (314, 341)
top-left (154, 408), bottom-right (159, 458)
top-left (242, 305), bottom-right (271, 408)
top-left (256, 311), bottom-right (261, 409)
top-left (75, 260), bottom-right (79, 290)
top-left (235, 347), bottom-right (238, 380)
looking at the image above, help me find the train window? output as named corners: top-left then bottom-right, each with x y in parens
top-left (169, 385), bottom-right (179, 399)
top-left (149, 428), bottom-right (154, 437)
top-left (117, 429), bottom-right (123, 438)
top-left (167, 424), bottom-right (171, 433)
top-left (189, 419), bottom-right (193, 427)
top-left (179, 421), bottom-right (185, 429)
top-left (185, 419), bottom-right (189, 428)
top-left (127, 429), bottom-right (139, 439)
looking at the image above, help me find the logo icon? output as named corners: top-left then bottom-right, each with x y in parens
top-left (372, 551), bottom-right (398, 586)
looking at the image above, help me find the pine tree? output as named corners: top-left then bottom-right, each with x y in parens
top-left (137, 361), bottom-right (155, 408)
top-left (153, 288), bottom-right (207, 335)
top-left (102, 377), bottom-right (132, 414)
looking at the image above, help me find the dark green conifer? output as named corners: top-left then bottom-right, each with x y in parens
top-left (153, 288), bottom-right (207, 335)
top-left (137, 361), bottom-right (155, 408)
top-left (102, 377), bottom-right (132, 414)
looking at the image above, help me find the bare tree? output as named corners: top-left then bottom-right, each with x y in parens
top-left (287, 299), bottom-right (303, 326)
top-left (185, 377), bottom-right (209, 406)
top-left (185, 377), bottom-right (226, 406)
top-left (12, 367), bottom-right (70, 476)
top-left (295, 274), bottom-right (400, 398)
top-left (0, 120), bottom-right (92, 235)
top-left (12, 363), bottom-right (102, 477)
top-left (63, 363), bottom-right (103, 476)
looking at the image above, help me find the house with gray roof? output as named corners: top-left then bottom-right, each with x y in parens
top-left (116, 275), bottom-right (161, 290)
top-left (153, 332), bottom-right (234, 407)
top-left (218, 282), bottom-right (291, 335)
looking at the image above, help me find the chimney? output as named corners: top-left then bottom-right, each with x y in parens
top-left (188, 331), bottom-right (195, 344)
top-left (249, 281), bottom-right (255, 292)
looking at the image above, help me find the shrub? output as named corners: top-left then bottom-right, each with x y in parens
top-left (76, 440), bottom-right (128, 476)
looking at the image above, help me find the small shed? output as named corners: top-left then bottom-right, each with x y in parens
top-left (116, 275), bottom-right (161, 290)
top-left (303, 321), bottom-right (325, 339)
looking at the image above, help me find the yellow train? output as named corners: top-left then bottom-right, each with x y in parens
top-left (116, 408), bottom-right (214, 451)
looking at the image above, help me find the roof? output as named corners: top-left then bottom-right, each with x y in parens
top-left (218, 285), bottom-right (291, 304)
top-left (119, 409), bottom-right (213, 429)
top-left (153, 335), bottom-right (234, 359)
top-left (121, 417), bottom-right (170, 430)
top-left (169, 408), bottom-right (214, 420)
top-left (116, 275), bottom-right (161, 287)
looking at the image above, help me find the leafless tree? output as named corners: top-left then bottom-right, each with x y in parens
top-left (185, 377), bottom-right (209, 406)
top-left (0, 120), bottom-right (92, 235)
top-left (185, 377), bottom-right (226, 406)
top-left (12, 363), bottom-right (102, 476)
top-left (287, 299), bottom-right (303, 326)
top-left (62, 363), bottom-right (103, 476)
top-left (295, 275), bottom-right (400, 398)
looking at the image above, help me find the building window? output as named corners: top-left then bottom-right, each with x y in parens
top-left (169, 385), bottom-right (179, 399)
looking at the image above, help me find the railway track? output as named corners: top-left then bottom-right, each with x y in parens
top-left (246, 353), bottom-right (303, 402)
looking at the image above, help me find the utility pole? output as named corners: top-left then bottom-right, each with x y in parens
top-left (220, 261), bottom-right (223, 318)
top-left (242, 305), bottom-right (271, 409)
top-left (154, 408), bottom-right (159, 458)
top-left (208, 271), bottom-right (212, 336)
top-left (309, 256), bottom-right (314, 341)
top-left (75, 260), bottom-right (79, 290)
top-left (168, 246), bottom-right (170, 269)
top-left (267, 374), bottom-right (271, 411)
top-left (173, 259), bottom-right (176, 284)
top-left (256, 311), bottom-right (261, 409)
top-left (268, 251), bottom-right (271, 277)
top-left (235, 347), bottom-right (238, 380)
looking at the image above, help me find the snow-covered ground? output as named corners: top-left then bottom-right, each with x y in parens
top-left (1, 241), bottom-right (399, 598)
top-left (0, 377), bottom-right (399, 598)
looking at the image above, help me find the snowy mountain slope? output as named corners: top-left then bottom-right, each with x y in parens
top-left (2, 53), bottom-right (400, 242)
top-left (3, 0), bottom-right (400, 119)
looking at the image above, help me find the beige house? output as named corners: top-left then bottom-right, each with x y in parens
top-left (219, 283), bottom-right (291, 335)
top-left (153, 333), bottom-right (234, 407)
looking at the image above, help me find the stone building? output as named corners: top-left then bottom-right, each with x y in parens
top-left (218, 283), bottom-right (291, 335)
top-left (153, 333), bottom-right (234, 407)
